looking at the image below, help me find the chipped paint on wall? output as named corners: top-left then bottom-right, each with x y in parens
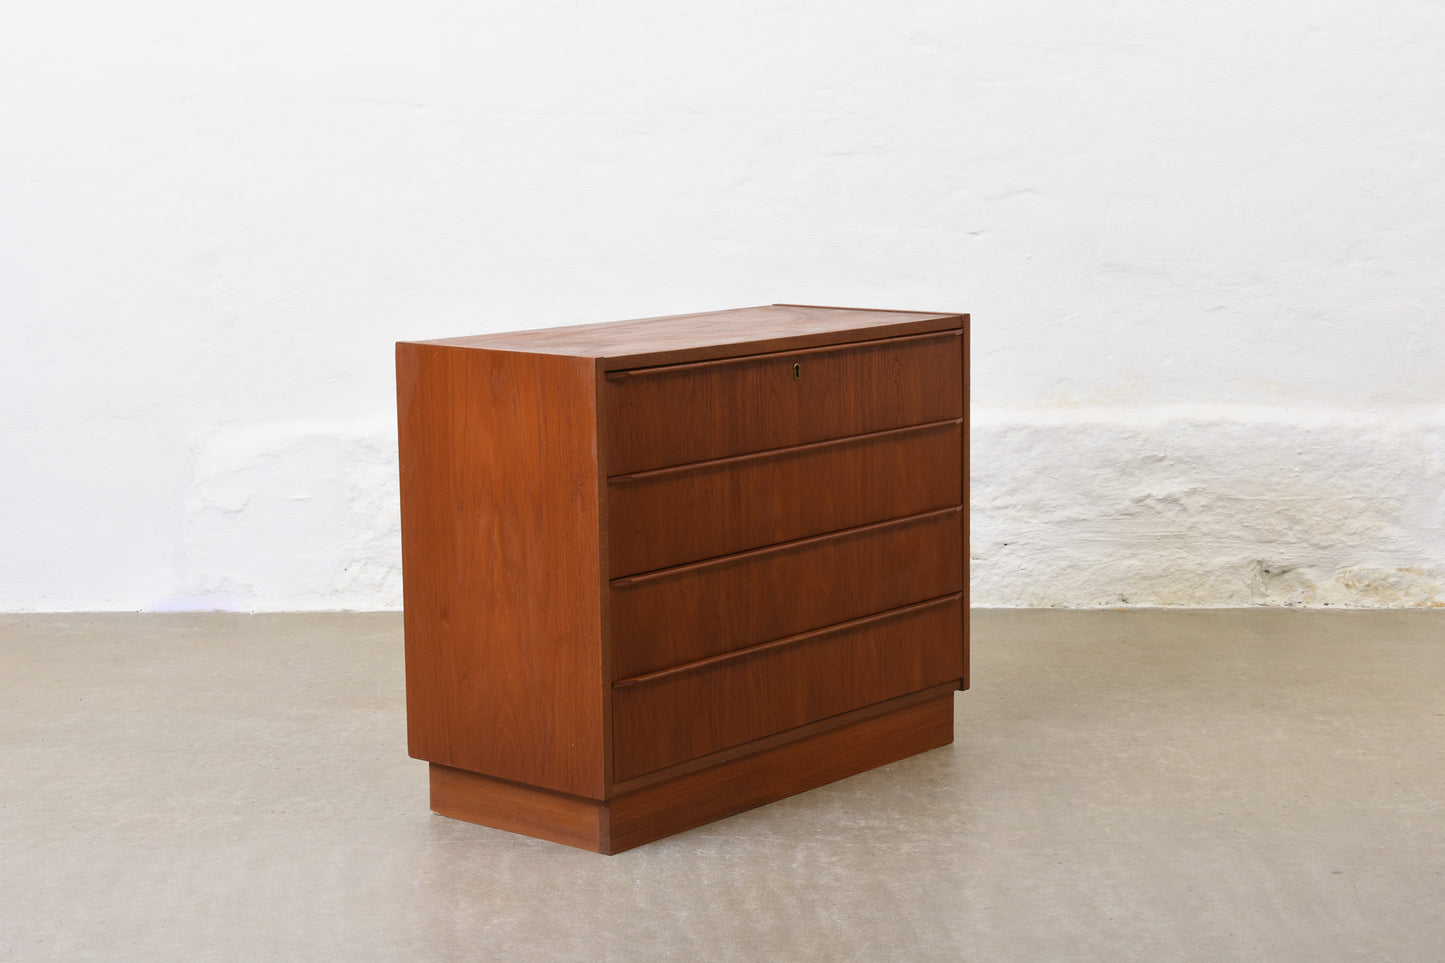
top-left (970, 406), bottom-right (1445, 608)
top-left (165, 405), bottom-right (1441, 613)
top-left (151, 420), bottom-right (402, 612)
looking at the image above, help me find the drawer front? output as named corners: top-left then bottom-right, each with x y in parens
top-left (612, 594), bottom-right (965, 781)
top-left (607, 420), bottom-right (962, 578)
top-left (611, 507), bottom-right (963, 679)
top-left (604, 331), bottom-right (963, 475)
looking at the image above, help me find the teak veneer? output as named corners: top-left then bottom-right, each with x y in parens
top-left (396, 304), bottom-right (970, 853)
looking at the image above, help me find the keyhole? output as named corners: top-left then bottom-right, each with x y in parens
top-left (793, 362), bottom-right (801, 380)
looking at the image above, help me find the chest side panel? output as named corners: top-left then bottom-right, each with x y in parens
top-left (397, 343), bottom-right (606, 799)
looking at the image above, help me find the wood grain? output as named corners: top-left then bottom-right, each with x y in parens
top-left (415, 304), bottom-right (963, 370)
top-left (427, 691), bottom-right (955, 854)
top-left (607, 420), bottom-right (964, 577)
top-left (430, 764), bottom-right (605, 851)
top-left (611, 507), bottom-right (963, 679)
top-left (397, 343), bottom-right (607, 798)
top-left (605, 689), bottom-right (956, 853)
top-left (611, 594), bottom-right (965, 780)
top-left (605, 330), bottom-right (963, 474)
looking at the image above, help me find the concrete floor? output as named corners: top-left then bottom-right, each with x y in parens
top-left (1, 610), bottom-right (1443, 961)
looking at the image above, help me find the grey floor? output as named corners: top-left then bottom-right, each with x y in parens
top-left (2, 610), bottom-right (1443, 961)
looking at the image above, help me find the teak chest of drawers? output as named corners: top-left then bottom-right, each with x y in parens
top-left (396, 304), bottom-right (969, 853)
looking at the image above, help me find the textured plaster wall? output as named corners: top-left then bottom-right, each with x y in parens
top-left (3, 1), bottom-right (1444, 610)
top-left (973, 408), bottom-right (1445, 607)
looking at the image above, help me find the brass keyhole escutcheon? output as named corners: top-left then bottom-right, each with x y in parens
top-left (793, 362), bottom-right (801, 380)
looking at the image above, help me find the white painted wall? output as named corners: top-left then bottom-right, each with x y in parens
top-left (3, 1), bottom-right (1443, 611)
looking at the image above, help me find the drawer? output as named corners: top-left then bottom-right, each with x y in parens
top-left (612, 594), bottom-right (965, 781)
top-left (604, 331), bottom-right (963, 475)
top-left (611, 507), bottom-right (963, 679)
top-left (607, 420), bottom-right (962, 577)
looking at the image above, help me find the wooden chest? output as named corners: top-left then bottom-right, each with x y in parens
top-left (396, 304), bottom-right (969, 853)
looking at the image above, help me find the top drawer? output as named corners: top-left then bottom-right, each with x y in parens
top-left (604, 330), bottom-right (963, 475)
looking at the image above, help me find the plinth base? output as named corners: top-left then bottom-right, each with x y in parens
top-left (429, 688), bottom-right (956, 854)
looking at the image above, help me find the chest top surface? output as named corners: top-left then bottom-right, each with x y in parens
top-left (403, 303), bottom-right (965, 370)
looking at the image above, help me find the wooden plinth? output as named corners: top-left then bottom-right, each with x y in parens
top-left (430, 690), bottom-right (956, 855)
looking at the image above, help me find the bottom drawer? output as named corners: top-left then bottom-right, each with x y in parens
top-left (611, 594), bottom-right (964, 782)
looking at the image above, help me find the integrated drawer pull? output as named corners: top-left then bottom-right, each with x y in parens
top-left (605, 329), bottom-right (963, 474)
top-left (607, 419), bottom-right (963, 577)
top-left (609, 506), bottom-right (965, 679)
top-left (611, 593), bottom-right (966, 780)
